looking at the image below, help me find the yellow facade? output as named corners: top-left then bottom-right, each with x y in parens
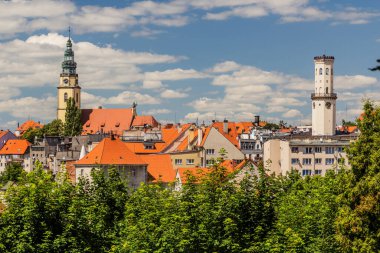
top-left (57, 74), bottom-right (81, 123)
top-left (170, 151), bottom-right (202, 170)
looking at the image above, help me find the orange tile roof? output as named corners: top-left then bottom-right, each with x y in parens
top-left (279, 128), bottom-right (292, 133)
top-left (200, 127), bottom-right (211, 146)
top-left (17, 120), bottom-right (43, 133)
top-left (142, 154), bottom-right (175, 183)
top-left (75, 137), bottom-right (146, 165)
top-left (176, 129), bottom-right (199, 151)
top-left (131, 115), bottom-right (159, 128)
top-left (0, 139), bottom-right (31, 155)
top-left (123, 127), bottom-right (183, 154)
top-left (81, 108), bottom-right (134, 136)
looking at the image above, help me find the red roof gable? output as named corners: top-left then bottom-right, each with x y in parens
top-left (17, 120), bottom-right (43, 133)
top-left (75, 137), bottom-right (146, 165)
top-left (142, 154), bottom-right (175, 183)
top-left (131, 115), bottom-right (159, 128)
top-left (81, 108), bottom-right (134, 136)
top-left (0, 139), bottom-right (31, 155)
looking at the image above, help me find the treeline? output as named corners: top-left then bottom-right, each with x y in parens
top-left (0, 101), bottom-right (379, 253)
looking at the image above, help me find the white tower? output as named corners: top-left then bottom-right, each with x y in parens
top-left (311, 55), bottom-right (337, 136)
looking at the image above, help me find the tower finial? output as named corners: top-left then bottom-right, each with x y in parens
top-left (68, 26), bottom-right (71, 40)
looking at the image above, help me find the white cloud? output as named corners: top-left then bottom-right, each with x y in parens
top-left (282, 109), bottom-right (302, 118)
top-left (209, 61), bottom-right (241, 73)
top-left (0, 33), bottom-right (183, 91)
top-left (82, 91), bottom-right (160, 109)
top-left (0, 96), bottom-right (56, 120)
top-left (131, 28), bottom-right (164, 38)
top-left (142, 108), bottom-right (171, 115)
top-left (145, 68), bottom-right (208, 81)
top-left (161, 89), bottom-right (188, 98)
top-left (335, 75), bottom-right (378, 90)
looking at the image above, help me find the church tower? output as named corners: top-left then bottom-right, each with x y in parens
top-left (311, 55), bottom-right (337, 136)
top-left (57, 32), bottom-right (81, 123)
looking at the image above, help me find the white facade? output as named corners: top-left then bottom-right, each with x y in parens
top-left (312, 55), bottom-right (337, 136)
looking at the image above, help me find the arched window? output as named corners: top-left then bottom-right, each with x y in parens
top-left (319, 68), bottom-right (323, 75)
top-left (326, 87), bottom-right (328, 94)
top-left (64, 93), bottom-right (68, 102)
top-left (331, 68), bottom-right (333, 75)
top-left (315, 68), bottom-right (317, 75)
top-left (326, 68), bottom-right (329, 75)
top-left (76, 93), bottom-right (79, 103)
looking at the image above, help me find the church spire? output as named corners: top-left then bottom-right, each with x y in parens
top-left (62, 27), bottom-right (77, 75)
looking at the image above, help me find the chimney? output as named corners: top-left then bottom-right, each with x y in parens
top-left (17, 122), bottom-right (19, 128)
top-left (188, 126), bottom-right (195, 150)
top-left (197, 127), bottom-right (202, 146)
top-left (223, 119), bottom-right (228, 134)
top-left (254, 115), bottom-right (260, 125)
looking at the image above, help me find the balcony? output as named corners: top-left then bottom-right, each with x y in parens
top-left (311, 93), bottom-right (337, 99)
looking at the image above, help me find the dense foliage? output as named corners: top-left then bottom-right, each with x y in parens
top-left (63, 97), bottom-right (82, 137)
top-left (1, 101), bottom-right (379, 252)
top-left (22, 119), bottom-right (63, 143)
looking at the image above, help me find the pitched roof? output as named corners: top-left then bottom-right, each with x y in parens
top-left (123, 127), bottom-right (183, 154)
top-left (0, 130), bottom-right (10, 139)
top-left (176, 129), bottom-right (199, 151)
top-left (142, 154), bottom-right (175, 183)
top-left (0, 139), bottom-right (31, 155)
top-left (17, 120), bottom-right (43, 133)
top-left (131, 115), bottom-right (159, 128)
top-left (75, 137), bottom-right (146, 165)
top-left (81, 108), bottom-right (134, 136)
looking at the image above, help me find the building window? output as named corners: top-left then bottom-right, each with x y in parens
top-left (315, 158), bottom-right (322, 164)
top-left (326, 147), bottom-right (334, 154)
top-left (175, 159), bottom-right (182, 165)
top-left (319, 68), bottom-right (322, 75)
top-left (326, 87), bottom-right (329, 94)
top-left (326, 158), bottom-right (335, 165)
top-left (302, 169), bottom-right (312, 176)
top-left (291, 158), bottom-right (299, 165)
top-left (64, 93), bottom-right (68, 102)
top-left (80, 169), bottom-right (84, 176)
top-left (144, 145), bottom-right (154, 150)
top-left (315, 147), bottom-right (322, 153)
top-left (337, 147), bottom-right (344, 152)
top-left (303, 158), bottom-right (312, 165)
top-left (291, 147), bottom-right (299, 153)
top-left (305, 147), bottom-right (313, 154)
top-left (326, 68), bottom-right (329, 75)
top-left (186, 159), bottom-right (194, 165)
top-left (76, 93), bottom-right (79, 103)
top-left (206, 159), bottom-right (214, 166)
top-left (206, 149), bottom-right (215, 155)
top-left (315, 169), bottom-right (322, 175)
top-left (132, 169), bottom-right (136, 177)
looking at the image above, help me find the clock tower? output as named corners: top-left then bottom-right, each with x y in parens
top-left (57, 34), bottom-right (81, 123)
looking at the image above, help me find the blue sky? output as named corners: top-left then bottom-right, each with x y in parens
top-left (0, 0), bottom-right (379, 129)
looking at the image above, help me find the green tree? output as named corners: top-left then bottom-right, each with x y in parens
top-left (369, 59), bottom-right (380, 71)
top-left (63, 98), bottom-right (82, 136)
top-left (22, 127), bottom-right (44, 143)
top-left (263, 122), bottom-right (280, 130)
top-left (335, 100), bottom-right (380, 252)
top-left (44, 119), bottom-right (63, 136)
top-left (0, 162), bottom-right (24, 184)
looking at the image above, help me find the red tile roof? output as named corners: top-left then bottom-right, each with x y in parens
top-left (75, 137), bottom-right (146, 165)
top-left (142, 154), bottom-right (175, 183)
top-left (0, 139), bottom-right (31, 155)
top-left (131, 115), bottom-right (159, 128)
top-left (81, 108), bottom-right (134, 136)
top-left (17, 120), bottom-right (43, 134)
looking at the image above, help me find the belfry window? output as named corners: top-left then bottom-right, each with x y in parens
top-left (326, 68), bottom-right (329, 75)
top-left (64, 93), bottom-right (68, 102)
top-left (76, 93), bottom-right (79, 103)
top-left (319, 68), bottom-right (322, 75)
top-left (326, 87), bottom-right (328, 94)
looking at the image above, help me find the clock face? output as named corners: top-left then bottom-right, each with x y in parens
top-left (63, 78), bottom-right (69, 85)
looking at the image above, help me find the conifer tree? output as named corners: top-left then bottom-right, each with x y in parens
top-left (63, 97), bottom-right (82, 136)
